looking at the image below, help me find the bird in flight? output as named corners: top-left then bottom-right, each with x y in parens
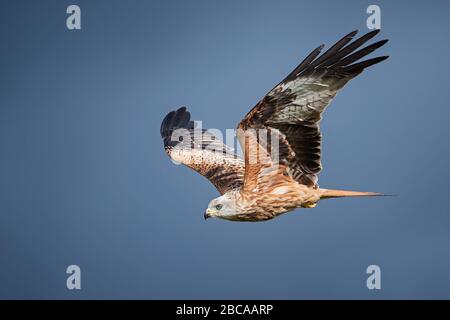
top-left (160, 30), bottom-right (388, 222)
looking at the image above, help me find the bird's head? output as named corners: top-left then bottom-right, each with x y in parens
top-left (204, 193), bottom-right (238, 220)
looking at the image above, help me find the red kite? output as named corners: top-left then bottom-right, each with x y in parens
top-left (160, 30), bottom-right (388, 221)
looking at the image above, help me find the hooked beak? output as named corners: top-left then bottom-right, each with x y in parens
top-left (204, 208), bottom-right (214, 220)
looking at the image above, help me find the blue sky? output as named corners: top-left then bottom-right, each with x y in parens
top-left (1, 0), bottom-right (450, 298)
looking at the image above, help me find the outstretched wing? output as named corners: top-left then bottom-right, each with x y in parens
top-left (161, 107), bottom-right (245, 194)
top-left (238, 30), bottom-right (388, 189)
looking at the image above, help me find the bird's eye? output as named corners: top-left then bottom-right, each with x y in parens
top-left (215, 204), bottom-right (223, 210)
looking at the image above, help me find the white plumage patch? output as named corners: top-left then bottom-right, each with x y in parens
top-left (271, 186), bottom-right (290, 195)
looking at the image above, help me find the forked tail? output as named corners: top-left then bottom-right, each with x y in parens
top-left (320, 188), bottom-right (383, 199)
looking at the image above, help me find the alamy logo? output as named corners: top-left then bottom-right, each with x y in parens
top-left (366, 5), bottom-right (381, 30)
top-left (366, 265), bottom-right (381, 290)
top-left (66, 265), bottom-right (81, 290)
top-left (169, 124), bottom-right (281, 167)
top-left (66, 5), bottom-right (81, 30)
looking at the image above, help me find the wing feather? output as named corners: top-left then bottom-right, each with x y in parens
top-left (161, 107), bottom-right (244, 194)
top-left (238, 30), bottom-right (389, 188)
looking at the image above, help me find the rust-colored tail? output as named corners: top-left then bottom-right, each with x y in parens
top-left (320, 188), bottom-right (383, 199)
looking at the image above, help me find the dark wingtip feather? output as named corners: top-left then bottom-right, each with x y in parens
top-left (285, 44), bottom-right (325, 81)
top-left (310, 30), bottom-right (359, 68)
top-left (366, 29), bottom-right (381, 37)
top-left (292, 29), bottom-right (387, 79)
top-left (336, 39), bottom-right (389, 67)
top-left (345, 55), bottom-right (389, 74)
top-left (160, 107), bottom-right (191, 140)
top-left (160, 110), bottom-right (175, 137)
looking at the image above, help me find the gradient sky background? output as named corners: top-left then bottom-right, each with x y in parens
top-left (1, 0), bottom-right (450, 299)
